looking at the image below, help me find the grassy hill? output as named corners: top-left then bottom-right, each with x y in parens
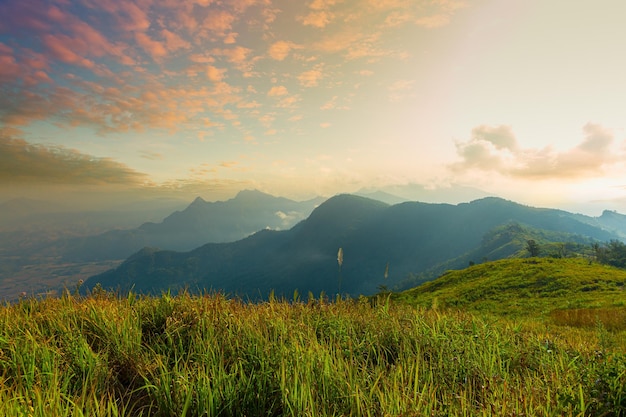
top-left (394, 257), bottom-right (626, 321)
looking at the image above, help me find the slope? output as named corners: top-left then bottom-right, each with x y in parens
top-left (395, 258), bottom-right (626, 316)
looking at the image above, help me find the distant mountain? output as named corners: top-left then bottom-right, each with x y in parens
top-left (595, 210), bottom-right (626, 238)
top-left (84, 195), bottom-right (625, 299)
top-left (54, 190), bottom-right (325, 262)
top-left (358, 183), bottom-right (492, 204)
top-left (355, 191), bottom-right (408, 205)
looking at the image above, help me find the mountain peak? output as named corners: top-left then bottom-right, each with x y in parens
top-left (235, 189), bottom-right (273, 199)
top-left (190, 196), bottom-right (207, 205)
top-left (600, 209), bottom-right (625, 218)
top-left (302, 194), bottom-right (388, 232)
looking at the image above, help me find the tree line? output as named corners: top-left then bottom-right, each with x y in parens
top-left (592, 240), bottom-right (626, 268)
top-left (525, 238), bottom-right (626, 269)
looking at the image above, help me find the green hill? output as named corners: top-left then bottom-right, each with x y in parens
top-left (395, 258), bottom-right (626, 318)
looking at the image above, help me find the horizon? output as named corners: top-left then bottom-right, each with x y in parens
top-left (2, 0), bottom-right (626, 216)
top-left (2, 186), bottom-right (625, 219)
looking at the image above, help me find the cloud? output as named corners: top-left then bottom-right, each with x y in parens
top-left (274, 210), bottom-right (305, 227)
top-left (0, 44), bottom-right (22, 82)
top-left (206, 65), bottom-right (226, 82)
top-left (451, 123), bottom-right (621, 180)
top-left (415, 14), bottom-right (452, 28)
top-left (139, 151), bottom-right (164, 161)
top-left (300, 11), bottom-right (334, 28)
top-left (199, 10), bottom-right (237, 39)
top-left (298, 69), bottom-right (324, 87)
top-left (162, 29), bottom-right (191, 52)
top-left (388, 79), bottom-right (415, 102)
top-left (298, 0), bottom-right (341, 28)
top-left (321, 96), bottom-right (349, 110)
top-left (0, 0), bottom-right (470, 145)
top-left (470, 125), bottom-right (518, 151)
top-left (42, 34), bottom-right (96, 68)
top-left (135, 32), bottom-right (168, 61)
top-left (211, 46), bottom-right (255, 74)
top-left (0, 135), bottom-right (148, 185)
top-left (267, 86), bottom-right (289, 96)
top-left (268, 40), bottom-right (301, 61)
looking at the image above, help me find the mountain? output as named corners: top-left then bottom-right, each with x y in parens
top-left (84, 195), bottom-right (625, 299)
top-left (393, 257), bottom-right (626, 316)
top-left (394, 221), bottom-right (598, 290)
top-left (595, 210), bottom-right (626, 238)
top-left (355, 190), bottom-right (408, 205)
top-left (359, 183), bottom-right (492, 204)
top-left (38, 190), bottom-right (324, 262)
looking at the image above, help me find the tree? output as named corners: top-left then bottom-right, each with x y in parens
top-left (526, 239), bottom-right (540, 257)
top-left (592, 240), bottom-right (626, 268)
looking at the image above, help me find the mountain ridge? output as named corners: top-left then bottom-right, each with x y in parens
top-left (84, 194), bottom-right (626, 299)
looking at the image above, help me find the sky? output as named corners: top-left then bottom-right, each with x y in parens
top-left (2, 0), bottom-right (626, 214)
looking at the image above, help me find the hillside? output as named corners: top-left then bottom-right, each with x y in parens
top-left (395, 258), bottom-right (626, 317)
top-left (85, 195), bottom-right (625, 299)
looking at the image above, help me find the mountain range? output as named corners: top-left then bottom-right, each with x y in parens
top-left (84, 194), bottom-right (626, 299)
top-left (1, 190), bottom-right (324, 262)
top-left (0, 190), bottom-right (323, 300)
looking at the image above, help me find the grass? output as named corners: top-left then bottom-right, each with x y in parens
top-left (395, 257), bottom-right (626, 318)
top-left (0, 287), bottom-right (624, 416)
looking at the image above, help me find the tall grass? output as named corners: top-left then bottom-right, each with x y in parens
top-left (0, 291), bottom-right (624, 416)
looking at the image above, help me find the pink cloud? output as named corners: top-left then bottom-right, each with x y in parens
top-left (0, 54), bottom-right (21, 82)
top-left (42, 34), bottom-right (96, 68)
top-left (69, 19), bottom-right (135, 65)
top-left (0, 0), bottom-right (52, 33)
top-left (22, 50), bottom-right (50, 71)
top-left (162, 29), bottom-right (191, 52)
top-left (81, 0), bottom-right (150, 32)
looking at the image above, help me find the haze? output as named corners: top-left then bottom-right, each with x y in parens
top-left (2, 0), bottom-right (626, 215)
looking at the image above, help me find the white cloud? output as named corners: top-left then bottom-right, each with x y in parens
top-left (451, 123), bottom-right (621, 180)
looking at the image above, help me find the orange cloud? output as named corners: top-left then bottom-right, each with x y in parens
top-left (268, 40), bottom-right (301, 61)
top-left (200, 10), bottom-right (236, 39)
top-left (206, 65), bottom-right (226, 82)
top-left (267, 86), bottom-right (289, 96)
top-left (300, 11), bottom-right (334, 28)
top-left (298, 69), bottom-right (323, 87)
